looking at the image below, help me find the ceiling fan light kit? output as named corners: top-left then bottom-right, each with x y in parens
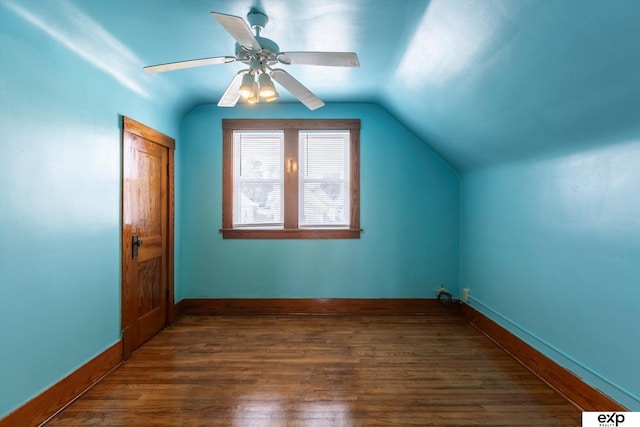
top-left (143, 10), bottom-right (359, 110)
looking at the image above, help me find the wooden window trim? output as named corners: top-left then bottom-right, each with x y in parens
top-left (221, 119), bottom-right (361, 239)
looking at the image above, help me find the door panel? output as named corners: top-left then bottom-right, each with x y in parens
top-left (122, 117), bottom-right (174, 359)
top-left (138, 258), bottom-right (161, 315)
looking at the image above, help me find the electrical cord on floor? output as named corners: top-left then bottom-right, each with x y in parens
top-left (437, 289), bottom-right (453, 305)
top-left (436, 287), bottom-right (460, 307)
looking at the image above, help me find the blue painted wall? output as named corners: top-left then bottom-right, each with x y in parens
top-left (178, 103), bottom-right (460, 299)
top-left (0, 4), bottom-right (180, 417)
top-left (460, 141), bottom-right (640, 410)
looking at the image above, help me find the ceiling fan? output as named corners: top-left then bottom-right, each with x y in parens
top-left (144, 10), bottom-right (360, 110)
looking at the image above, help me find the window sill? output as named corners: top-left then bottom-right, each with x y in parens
top-left (220, 228), bottom-right (362, 239)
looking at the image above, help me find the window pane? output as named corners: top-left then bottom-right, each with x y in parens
top-left (233, 131), bottom-right (283, 226)
top-left (302, 182), bottom-right (346, 225)
top-left (301, 132), bottom-right (347, 179)
top-left (237, 182), bottom-right (282, 226)
top-left (235, 132), bottom-right (282, 179)
top-left (299, 131), bottom-right (349, 227)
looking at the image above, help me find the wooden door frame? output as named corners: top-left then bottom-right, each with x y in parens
top-left (121, 116), bottom-right (176, 359)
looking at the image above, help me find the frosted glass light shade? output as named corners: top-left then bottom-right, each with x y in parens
top-left (247, 82), bottom-right (260, 104)
top-left (239, 73), bottom-right (256, 99)
top-left (258, 73), bottom-right (277, 98)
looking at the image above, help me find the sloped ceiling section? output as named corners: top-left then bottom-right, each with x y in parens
top-left (7, 0), bottom-right (640, 170)
top-left (382, 0), bottom-right (640, 169)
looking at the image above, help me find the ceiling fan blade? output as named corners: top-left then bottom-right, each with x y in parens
top-left (270, 69), bottom-right (325, 110)
top-left (277, 52), bottom-right (360, 67)
top-left (144, 56), bottom-right (236, 74)
top-left (211, 12), bottom-right (261, 52)
top-left (217, 70), bottom-right (248, 108)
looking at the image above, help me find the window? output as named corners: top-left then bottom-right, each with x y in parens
top-left (299, 130), bottom-right (350, 227)
top-left (221, 119), bottom-right (360, 239)
top-left (233, 131), bottom-right (284, 227)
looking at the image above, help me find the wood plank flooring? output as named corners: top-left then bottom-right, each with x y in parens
top-left (47, 315), bottom-right (581, 426)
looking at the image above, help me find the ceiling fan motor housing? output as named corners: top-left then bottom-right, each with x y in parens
top-left (235, 36), bottom-right (280, 63)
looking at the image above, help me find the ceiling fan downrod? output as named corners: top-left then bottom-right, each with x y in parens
top-left (247, 10), bottom-right (268, 36)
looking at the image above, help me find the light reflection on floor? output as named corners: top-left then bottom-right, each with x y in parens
top-left (232, 392), bottom-right (352, 427)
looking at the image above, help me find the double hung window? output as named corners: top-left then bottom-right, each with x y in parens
top-left (221, 119), bottom-right (360, 239)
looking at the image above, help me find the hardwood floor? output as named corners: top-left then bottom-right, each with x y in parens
top-left (47, 315), bottom-right (581, 426)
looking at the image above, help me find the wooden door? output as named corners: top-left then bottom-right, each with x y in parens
top-left (122, 117), bottom-right (175, 359)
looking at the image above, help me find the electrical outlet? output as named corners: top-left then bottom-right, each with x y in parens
top-left (462, 288), bottom-right (470, 302)
top-left (436, 286), bottom-right (448, 296)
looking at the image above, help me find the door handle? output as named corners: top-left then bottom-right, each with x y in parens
top-left (132, 235), bottom-right (143, 259)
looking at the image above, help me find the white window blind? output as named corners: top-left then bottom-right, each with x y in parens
top-left (233, 131), bottom-right (284, 227)
top-left (299, 131), bottom-right (350, 227)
